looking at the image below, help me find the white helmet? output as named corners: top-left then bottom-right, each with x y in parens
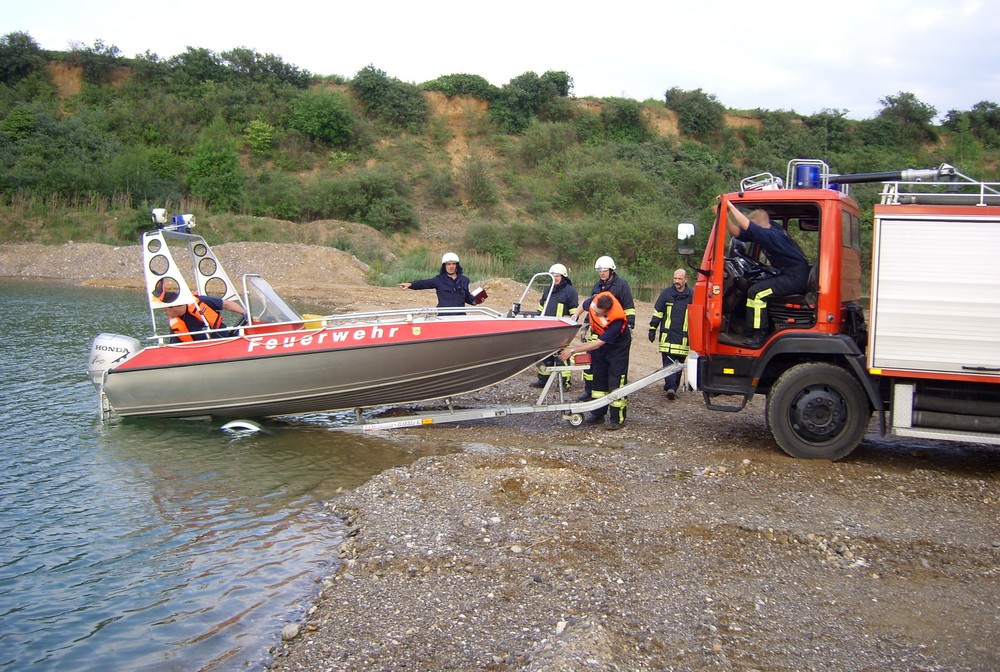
top-left (441, 252), bottom-right (460, 264)
top-left (548, 263), bottom-right (568, 276)
top-left (594, 255), bottom-right (616, 271)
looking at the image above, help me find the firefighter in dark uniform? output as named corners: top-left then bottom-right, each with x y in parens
top-left (577, 255), bottom-right (635, 401)
top-left (399, 252), bottom-right (478, 312)
top-left (153, 280), bottom-right (245, 343)
top-left (648, 268), bottom-right (692, 399)
top-left (723, 201), bottom-right (809, 342)
top-left (559, 291), bottom-right (632, 430)
top-left (529, 263), bottom-right (579, 389)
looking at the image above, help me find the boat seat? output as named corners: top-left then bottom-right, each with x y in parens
top-left (770, 264), bottom-right (818, 330)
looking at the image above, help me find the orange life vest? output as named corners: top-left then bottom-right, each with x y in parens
top-left (168, 298), bottom-right (223, 342)
top-left (588, 291), bottom-right (627, 337)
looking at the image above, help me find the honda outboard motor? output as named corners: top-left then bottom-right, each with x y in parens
top-left (87, 333), bottom-right (140, 390)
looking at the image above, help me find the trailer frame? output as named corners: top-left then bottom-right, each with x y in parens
top-left (333, 362), bottom-right (684, 433)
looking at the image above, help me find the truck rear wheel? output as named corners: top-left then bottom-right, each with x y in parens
top-left (766, 362), bottom-right (870, 460)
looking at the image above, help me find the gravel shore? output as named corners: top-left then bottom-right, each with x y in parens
top-left (5, 242), bottom-right (998, 671)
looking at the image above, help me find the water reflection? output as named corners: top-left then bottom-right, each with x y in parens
top-left (0, 281), bottom-right (443, 672)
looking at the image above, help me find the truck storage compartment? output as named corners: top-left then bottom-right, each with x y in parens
top-left (868, 212), bottom-right (1000, 376)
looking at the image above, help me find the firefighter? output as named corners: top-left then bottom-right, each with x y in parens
top-left (723, 201), bottom-right (809, 342)
top-left (399, 252), bottom-right (478, 311)
top-left (648, 268), bottom-right (693, 399)
top-left (559, 291), bottom-right (632, 430)
top-left (529, 263), bottom-right (579, 389)
top-left (576, 255), bottom-right (636, 401)
top-left (153, 281), bottom-right (245, 343)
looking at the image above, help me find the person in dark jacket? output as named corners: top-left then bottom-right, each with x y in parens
top-left (154, 283), bottom-right (245, 343)
top-left (559, 292), bottom-right (632, 430)
top-left (648, 268), bottom-right (692, 399)
top-left (529, 263), bottom-right (579, 390)
top-left (577, 255), bottom-right (636, 401)
top-left (399, 252), bottom-right (478, 311)
top-left (723, 201), bottom-right (809, 343)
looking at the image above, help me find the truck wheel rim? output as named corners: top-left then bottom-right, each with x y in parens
top-left (789, 386), bottom-right (847, 442)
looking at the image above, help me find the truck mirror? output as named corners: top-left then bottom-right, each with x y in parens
top-left (678, 222), bottom-right (696, 256)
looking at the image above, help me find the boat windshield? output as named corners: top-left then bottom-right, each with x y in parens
top-left (243, 275), bottom-right (303, 325)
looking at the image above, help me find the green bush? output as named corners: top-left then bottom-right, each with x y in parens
top-left (364, 193), bottom-right (417, 232)
top-left (1, 105), bottom-right (35, 139)
top-left (515, 121), bottom-right (579, 168)
top-left (461, 157), bottom-right (497, 207)
top-left (490, 71), bottom-right (572, 134)
top-left (288, 89), bottom-right (354, 147)
top-left (0, 32), bottom-right (47, 86)
top-left (464, 219), bottom-right (520, 264)
top-left (301, 167), bottom-right (417, 231)
top-left (247, 170), bottom-right (303, 220)
top-left (421, 73), bottom-right (499, 100)
top-left (186, 119), bottom-right (245, 212)
top-left (245, 118), bottom-right (275, 156)
top-left (69, 40), bottom-right (122, 86)
top-left (557, 163), bottom-right (657, 212)
top-left (664, 86), bottom-right (725, 140)
top-left (350, 65), bottom-right (428, 133)
top-left (424, 167), bottom-right (458, 206)
top-left (600, 98), bottom-right (649, 144)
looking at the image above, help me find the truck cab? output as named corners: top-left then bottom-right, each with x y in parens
top-left (684, 159), bottom-right (1000, 460)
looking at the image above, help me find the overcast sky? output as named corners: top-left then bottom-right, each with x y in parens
top-left (5, 0), bottom-right (998, 121)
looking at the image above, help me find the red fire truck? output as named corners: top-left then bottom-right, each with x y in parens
top-left (682, 159), bottom-right (1000, 460)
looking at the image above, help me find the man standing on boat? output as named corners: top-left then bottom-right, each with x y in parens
top-left (153, 280), bottom-right (246, 343)
top-left (399, 252), bottom-right (481, 311)
top-left (558, 291), bottom-right (632, 430)
top-left (577, 255), bottom-right (635, 402)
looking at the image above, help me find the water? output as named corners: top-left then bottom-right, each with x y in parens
top-left (0, 281), bottom-right (435, 671)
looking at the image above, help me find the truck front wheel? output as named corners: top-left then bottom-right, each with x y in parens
top-left (766, 362), bottom-right (871, 460)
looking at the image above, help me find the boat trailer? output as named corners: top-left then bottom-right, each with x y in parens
top-left (333, 361), bottom-right (684, 433)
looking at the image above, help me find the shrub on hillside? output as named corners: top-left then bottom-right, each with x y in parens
top-left (421, 73), bottom-right (499, 100)
top-left (464, 219), bottom-right (520, 265)
top-left (664, 86), bottom-right (725, 140)
top-left (490, 71), bottom-right (573, 134)
top-left (944, 101), bottom-right (1000, 149)
top-left (460, 157), bottom-right (498, 208)
top-left (423, 167), bottom-right (458, 207)
top-left (557, 163), bottom-right (657, 212)
top-left (515, 121), bottom-right (579, 168)
top-left (0, 32), bottom-right (47, 86)
top-left (247, 170), bottom-right (303, 220)
top-left (288, 89), bottom-right (355, 147)
top-left (301, 168), bottom-right (417, 232)
top-left (600, 98), bottom-right (649, 144)
top-left (350, 65), bottom-right (428, 133)
top-left (186, 120), bottom-right (245, 212)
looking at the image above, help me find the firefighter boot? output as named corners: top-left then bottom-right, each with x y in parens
top-left (528, 374), bottom-right (547, 389)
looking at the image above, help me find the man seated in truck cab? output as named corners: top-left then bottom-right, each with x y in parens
top-left (723, 200), bottom-right (810, 342)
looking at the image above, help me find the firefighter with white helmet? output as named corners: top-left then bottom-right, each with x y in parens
top-left (577, 254), bottom-right (635, 402)
top-left (594, 256), bottom-right (616, 271)
top-left (399, 251), bottom-right (480, 311)
top-left (528, 263), bottom-right (579, 390)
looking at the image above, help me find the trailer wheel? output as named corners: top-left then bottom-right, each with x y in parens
top-left (566, 413), bottom-right (584, 427)
top-left (766, 362), bottom-right (870, 461)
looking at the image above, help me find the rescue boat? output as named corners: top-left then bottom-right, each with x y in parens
top-left (87, 217), bottom-right (580, 420)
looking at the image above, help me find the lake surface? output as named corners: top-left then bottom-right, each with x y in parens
top-left (0, 281), bottom-right (435, 671)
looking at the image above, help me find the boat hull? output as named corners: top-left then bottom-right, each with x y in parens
top-left (102, 317), bottom-right (580, 419)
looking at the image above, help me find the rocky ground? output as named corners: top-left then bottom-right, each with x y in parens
top-left (4, 241), bottom-right (998, 672)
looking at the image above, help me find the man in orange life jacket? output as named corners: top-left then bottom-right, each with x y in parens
top-left (154, 280), bottom-right (246, 343)
top-left (558, 291), bottom-right (632, 430)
